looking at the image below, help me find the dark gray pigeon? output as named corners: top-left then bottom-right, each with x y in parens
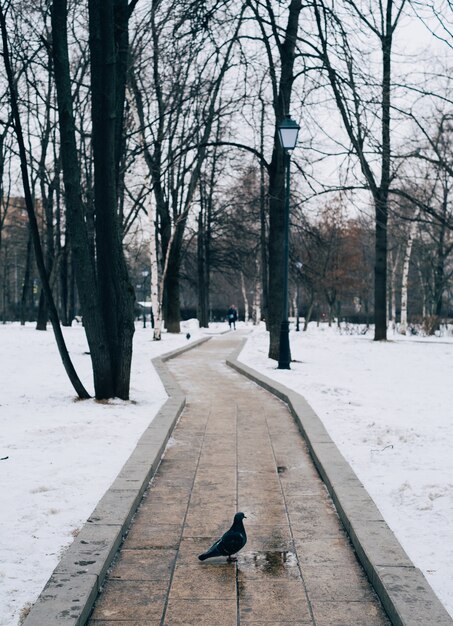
top-left (198, 512), bottom-right (247, 562)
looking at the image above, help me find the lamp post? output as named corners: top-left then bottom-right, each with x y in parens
top-left (277, 115), bottom-right (300, 369)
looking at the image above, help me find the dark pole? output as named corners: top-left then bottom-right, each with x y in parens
top-left (278, 150), bottom-right (291, 369)
top-left (296, 281), bottom-right (300, 331)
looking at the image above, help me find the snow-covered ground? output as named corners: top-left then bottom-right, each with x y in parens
top-left (239, 322), bottom-right (453, 619)
top-left (1, 320), bottom-right (452, 624)
top-left (0, 319), bottom-right (221, 626)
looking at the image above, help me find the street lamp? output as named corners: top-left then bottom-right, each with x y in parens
top-left (277, 115), bottom-right (300, 369)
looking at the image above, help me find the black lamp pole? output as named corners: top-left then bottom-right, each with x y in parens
top-left (278, 149), bottom-right (291, 369)
top-left (277, 115), bottom-right (300, 370)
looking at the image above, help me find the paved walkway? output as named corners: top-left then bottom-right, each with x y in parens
top-left (87, 333), bottom-right (390, 625)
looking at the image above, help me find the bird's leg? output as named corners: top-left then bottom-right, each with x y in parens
top-left (227, 556), bottom-right (237, 562)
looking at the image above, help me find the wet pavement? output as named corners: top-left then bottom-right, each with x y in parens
top-left (87, 332), bottom-right (390, 625)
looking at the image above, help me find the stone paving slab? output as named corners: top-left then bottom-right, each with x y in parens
top-left (86, 333), bottom-right (391, 626)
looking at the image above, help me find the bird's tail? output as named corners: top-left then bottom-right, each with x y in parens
top-left (198, 552), bottom-right (209, 561)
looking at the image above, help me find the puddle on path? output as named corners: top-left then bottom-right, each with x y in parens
top-left (239, 550), bottom-right (298, 577)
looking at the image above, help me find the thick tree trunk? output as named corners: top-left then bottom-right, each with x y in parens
top-left (373, 3), bottom-right (393, 341)
top-left (268, 144), bottom-right (286, 359)
top-left (89, 0), bottom-right (135, 398)
top-left (52, 0), bottom-right (113, 397)
top-left (164, 238), bottom-right (182, 333)
top-left (374, 195), bottom-right (388, 340)
top-left (52, 0), bottom-right (135, 398)
top-left (267, 0), bottom-right (302, 360)
top-left (313, 1), bottom-right (401, 343)
top-left (197, 209), bottom-right (209, 328)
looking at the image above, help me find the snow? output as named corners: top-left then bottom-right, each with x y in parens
top-left (0, 319), bottom-right (223, 626)
top-left (1, 320), bottom-right (452, 624)
top-left (239, 322), bottom-right (453, 618)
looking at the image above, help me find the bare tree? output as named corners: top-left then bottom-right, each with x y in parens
top-left (51, 0), bottom-right (136, 399)
top-left (312, 0), bottom-right (410, 340)
top-left (246, 0), bottom-right (303, 359)
top-left (128, 0), bottom-right (245, 333)
top-left (0, 0), bottom-right (90, 398)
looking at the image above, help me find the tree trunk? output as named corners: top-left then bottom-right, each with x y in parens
top-left (59, 241), bottom-right (69, 326)
top-left (400, 216), bottom-right (418, 334)
top-left (259, 98), bottom-right (269, 328)
top-left (67, 249), bottom-right (75, 325)
top-left (88, 0), bottom-right (135, 398)
top-left (20, 229), bottom-right (32, 325)
top-left (197, 208), bottom-right (209, 328)
top-left (241, 272), bottom-right (249, 323)
top-left (373, 3), bottom-right (394, 341)
top-left (52, 0), bottom-right (113, 397)
top-left (36, 289), bottom-right (48, 330)
top-left (52, 0), bottom-right (136, 399)
top-left (313, 1), bottom-right (403, 343)
top-left (252, 254), bottom-right (262, 325)
top-left (433, 221), bottom-right (447, 323)
top-left (303, 296), bottom-right (315, 331)
top-left (374, 194), bottom-right (388, 340)
top-left (163, 234), bottom-right (182, 333)
top-left (149, 210), bottom-right (162, 340)
top-left (388, 245), bottom-right (400, 328)
top-left (267, 142), bottom-right (286, 354)
top-left (266, 0), bottom-right (302, 359)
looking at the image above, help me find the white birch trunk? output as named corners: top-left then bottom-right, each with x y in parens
top-left (240, 272), bottom-right (249, 323)
top-left (417, 264), bottom-right (427, 319)
top-left (127, 86), bottom-right (162, 340)
top-left (252, 283), bottom-right (261, 325)
top-left (252, 258), bottom-right (261, 325)
top-left (400, 214), bottom-right (419, 335)
top-left (149, 209), bottom-right (162, 340)
top-left (292, 290), bottom-right (297, 321)
top-left (388, 246), bottom-right (399, 329)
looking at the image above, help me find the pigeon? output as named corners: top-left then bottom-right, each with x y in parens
top-left (198, 512), bottom-right (247, 562)
top-left (186, 332), bottom-right (191, 340)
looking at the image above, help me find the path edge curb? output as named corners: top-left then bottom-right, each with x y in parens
top-left (22, 336), bottom-right (210, 626)
top-left (226, 339), bottom-right (452, 626)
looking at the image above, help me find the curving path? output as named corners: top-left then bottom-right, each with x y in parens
top-left (87, 332), bottom-right (390, 625)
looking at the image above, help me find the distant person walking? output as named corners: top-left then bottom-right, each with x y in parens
top-left (227, 304), bottom-right (238, 330)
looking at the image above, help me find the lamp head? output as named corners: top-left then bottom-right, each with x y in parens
top-left (278, 115), bottom-right (300, 150)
